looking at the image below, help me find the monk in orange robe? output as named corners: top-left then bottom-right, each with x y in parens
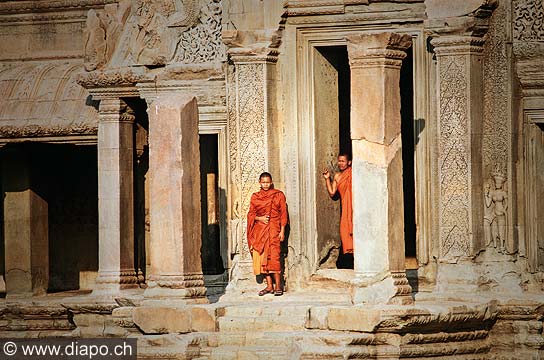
top-left (323, 154), bottom-right (353, 255)
top-left (247, 172), bottom-right (288, 296)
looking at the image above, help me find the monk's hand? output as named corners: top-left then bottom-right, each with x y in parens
top-left (279, 230), bottom-right (285, 242)
top-left (257, 215), bottom-right (269, 224)
top-left (323, 169), bottom-right (330, 179)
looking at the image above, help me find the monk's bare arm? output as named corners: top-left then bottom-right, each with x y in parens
top-left (323, 170), bottom-right (338, 197)
top-left (279, 225), bottom-right (285, 242)
top-left (278, 193), bottom-right (288, 241)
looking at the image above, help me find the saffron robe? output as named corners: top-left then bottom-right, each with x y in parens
top-left (247, 188), bottom-right (288, 274)
top-left (337, 167), bottom-right (353, 254)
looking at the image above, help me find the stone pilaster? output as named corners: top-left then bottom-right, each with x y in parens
top-left (223, 30), bottom-right (281, 283)
top-left (513, 0), bottom-right (544, 274)
top-left (2, 148), bottom-right (48, 297)
top-left (431, 35), bottom-right (486, 264)
top-left (347, 32), bottom-right (413, 305)
top-left (94, 98), bottom-right (139, 293)
top-left (143, 95), bottom-right (206, 303)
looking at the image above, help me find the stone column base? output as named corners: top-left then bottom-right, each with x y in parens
top-left (351, 271), bottom-right (413, 305)
top-left (93, 270), bottom-right (140, 293)
top-left (143, 273), bottom-right (207, 305)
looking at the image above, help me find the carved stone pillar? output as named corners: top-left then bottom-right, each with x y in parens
top-left (513, 0), bottom-right (544, 273)
top-left (347, 32), bottom-right (413, 305)
top-left (2, 148), bottom-right (48, 297)
top-left (143, 94), bottom-right (206, 303)
top-left (431, 35), bottom-right (487, 264)
top-left (223, 30), bottom-right (281, 284)
top-left (94, 98), bottom-right (139, 293)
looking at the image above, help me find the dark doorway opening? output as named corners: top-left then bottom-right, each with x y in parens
top-left (400, 46), bottom-right (418, 267)
top-left (126, 97), bottom-right (149, 283)
top-left (314, 45), bottom-right (353, 270)
top-left (199, 134), bottom-right (224, 275)
top-left (317, 46), bottom-right (352, 157)
top-left (0, 142), bottom-right (99, 293)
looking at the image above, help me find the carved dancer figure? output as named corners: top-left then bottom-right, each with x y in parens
top-left (484, 167), bottom-right (508, 252)
top-left (247, 172), bottom-right (288, 296)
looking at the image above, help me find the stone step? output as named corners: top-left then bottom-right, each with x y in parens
top-left (220, 304), bottom-right (311, 318)
top-left (218, 314), bottom-right (307, 332)
top-left (217, 304), bottom-right (311, 332)
top-left (204, 331), bottom-right (376, 359)
top-left (207, 345), bottom-right (291, 360)
top-left (215, 331), bottom-right (298, 347)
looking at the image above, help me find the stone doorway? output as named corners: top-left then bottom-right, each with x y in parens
top-left (199, 133), bottom-right (227, 300)
top-left (400, 46), bottom-right (418, 270)
top-left (526, 121), bottom-right (544, 271)
top-left (200, 134), bottom-right (224, 275)
top-left (0, 143), bottom-right (98, 295)
top-left (313, 45), bottom-right (353, 270)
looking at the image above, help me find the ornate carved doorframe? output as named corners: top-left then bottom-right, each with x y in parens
top-left (290, 26), bottom-right (432, 281)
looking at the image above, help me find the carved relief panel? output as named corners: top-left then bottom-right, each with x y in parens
top-left (83, 0), bottom-right (225, 70)
top-left (227, 62), bottom-right (268, 261)
top-left (513, 0), bottom-right (544, 272)
top-left (437, 54), bottom-right (472, 260)
top-left (482, 0), bottom-right (515, 254)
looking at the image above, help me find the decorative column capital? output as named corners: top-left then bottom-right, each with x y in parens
top-left (513, 0), bottom-right (544, 97)
top-left (77, 68), bottom-right (144, 99)
top-left (346, 33), bottom-right (412, 69)
top-left (222, 29), bottom-right (281, 64)
top-left (98, 98), bottom-right (135, 124)
top-left (425, 0), bottom-right (497, 56)
top-left (430, 36), bottom-right (486, 56)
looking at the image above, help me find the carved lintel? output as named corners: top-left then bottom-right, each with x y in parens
top-left (284, 1), bottom-right (346, 17)
top-left (0, 0), bottom-right (118, 15)
top-left (77, 69), bottom-right (145, 89)
top-left (0, 123), bottom-right (98, 139)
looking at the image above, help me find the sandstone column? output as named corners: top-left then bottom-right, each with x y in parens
top-left (423, 0), bottom-right (497, 291)
top-left (223, 30), bottom-right (280, 285)
top-left (2, 148), bottom-right (48, 297)
top-left (347, 32), bottom-right (413, 305)
top-left (143, 95), bottom-right (206, 302)
top-left (431, 35), bottom-right (486, 265)
top-left (94, 98), bottom-right (139, 293)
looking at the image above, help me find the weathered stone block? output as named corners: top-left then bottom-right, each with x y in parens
top-left (133, 307), bottom-right (191, 334)
top-left (191, 307), bottom-right (216, 332)
top-left (327, 307), bottom-right (381, 332)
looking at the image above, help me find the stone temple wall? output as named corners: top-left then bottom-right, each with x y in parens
top-left (0, 0), bottom-right (542, 358)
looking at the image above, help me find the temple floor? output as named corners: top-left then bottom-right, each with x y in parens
top-left (0, 283), bottom-right (542, 359)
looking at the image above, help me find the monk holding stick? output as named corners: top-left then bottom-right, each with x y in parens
top-left (323, 154), bottom-right (354, 259)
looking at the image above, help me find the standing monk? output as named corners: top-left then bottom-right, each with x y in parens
top-left (247, 172), bottom-right (288, 296)
top-left (323, 154), bottom-right (353, 256)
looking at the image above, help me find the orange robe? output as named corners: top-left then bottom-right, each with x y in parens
top-left (247, 189), bottom-right (288, 274)
top-left (337, 167), bottom-right (353, 254)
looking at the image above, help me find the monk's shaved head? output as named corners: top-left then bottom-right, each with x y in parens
top-left (259, 172), bottom-right (272, 181)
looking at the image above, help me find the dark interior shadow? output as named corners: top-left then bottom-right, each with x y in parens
top-left (0, 142), bottom-right (98, 294)
top-left (406, 269), bottom-right (419, 296)
top-left (280, 223), bottom-right (290, 291)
